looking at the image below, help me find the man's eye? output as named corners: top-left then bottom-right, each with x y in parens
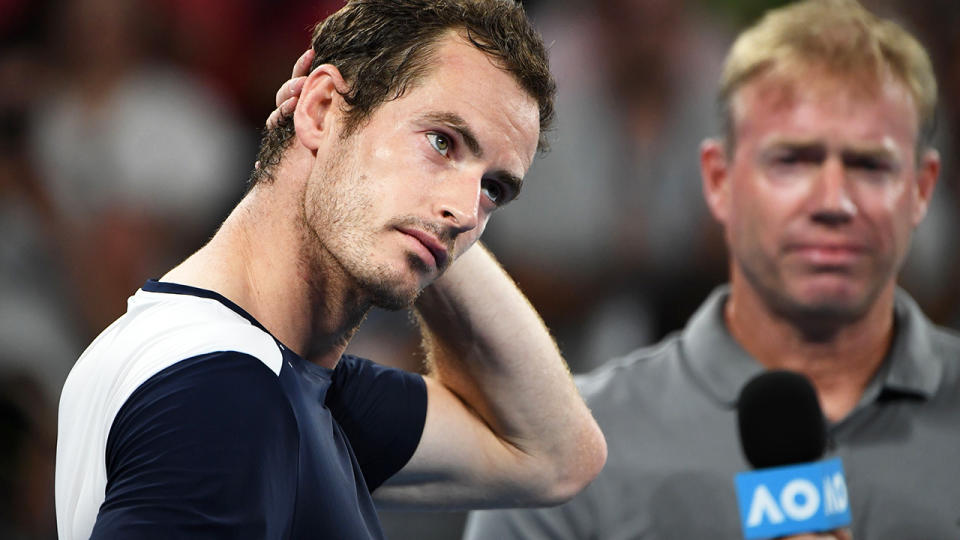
top-left (772, 152), bottom-right (813, 166)
top-left (775, 153), bottom-right (800, 165)
top-left (767, 148), bottom-right (824, 168)
top-left (426, 132), bottom-right (450, 156)
top-left (481, 179), bottom-right (506, 205)
top-left (846, 156), bottom-right (889, 172)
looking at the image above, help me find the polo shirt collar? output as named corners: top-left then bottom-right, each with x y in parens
top-left (881, 289), bottom-right (941, 399)
top-left (680, 285), bottom-right (943, 408)
top-left (680, 286), bottom-right (761, 407)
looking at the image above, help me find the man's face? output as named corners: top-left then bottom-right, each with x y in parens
top-left (706, 69), bottom-right (937, 322)
top-left (302, 33), bottom-right (539, 310)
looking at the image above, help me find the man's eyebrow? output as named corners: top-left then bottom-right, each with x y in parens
top-left (422, 112), bottom-right (484, 158)
top-left (763, 138), bottom-right (824, 151)
top-left (421, 111), bottom-right (525, 198)
top-left (764, 137), bottom-right (899, 158)
top-left (841, 144), bottom-right (899, 161)
top-left (759, 140), bottom-right (825, 163)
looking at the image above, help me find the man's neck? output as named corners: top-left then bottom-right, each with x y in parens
top-left (725, 279), bottom-right (896, 422)
top-left (161, 179), bottom-right (369, 369)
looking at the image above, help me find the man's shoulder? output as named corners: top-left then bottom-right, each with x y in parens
top-left (575, 332), bottom-right (685, 408)
top-left (98, 288), bottom-right (279, 365)
top-left (896, 288), bottom-right (960, 354)
top-left (62, 289), bottom-right (284, 424)
top-left (896, 290), bottom-right (960, 385)
top-left (56, 289), bottom-right (293, 540)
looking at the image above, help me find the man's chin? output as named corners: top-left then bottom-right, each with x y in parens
top-left (794, 278), bottom-right (865, 309)
top-left (369, 290), bottom-right (420, 311)
top-left (359, 249), bottom-right (454, 310)
top-left (777, 283), bottom-right (873, 328)
top-left (362, 278), bottom-right (423, 311)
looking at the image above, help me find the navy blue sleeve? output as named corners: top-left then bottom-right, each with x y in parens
top-left (326, 355), bottom-right (427, 492)
top-left (92, 352), bottom-right (299, 539)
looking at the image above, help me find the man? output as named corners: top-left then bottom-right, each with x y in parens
top-left (54, 1), bottom-right (607, 538)
top-left (466, 0), bottom-right (960, 538)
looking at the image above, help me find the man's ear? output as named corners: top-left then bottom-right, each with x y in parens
top-left (701, 137), bottom-right (732, 225)
top-left (912, 148), bottom-right (940, 226)
top-left (293, 64), bottom-right (350, 151)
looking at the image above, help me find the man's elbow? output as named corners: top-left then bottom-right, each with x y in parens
top-left (527, 422), bottom-right (608, 506)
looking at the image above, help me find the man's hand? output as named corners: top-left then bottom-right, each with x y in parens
top-left (265, 48), bottom-right (315, 130)
top-left (255, 49), bottom-right (313, 172)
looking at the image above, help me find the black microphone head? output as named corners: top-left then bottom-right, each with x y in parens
top-left (737, 370), bottom-right (827, 469)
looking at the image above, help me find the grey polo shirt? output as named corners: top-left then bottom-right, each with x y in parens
top-left (465, 287), bottom-right (960, 539)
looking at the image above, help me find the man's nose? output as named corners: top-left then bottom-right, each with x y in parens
top-left (433, 171), bottom-right (481, 233)
top-left (810, 156), bottom-right (857, 225)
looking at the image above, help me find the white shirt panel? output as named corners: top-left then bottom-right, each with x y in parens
top-left (55, 289), bottom-right (282, 540)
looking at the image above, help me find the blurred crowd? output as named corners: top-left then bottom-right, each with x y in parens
top-left (1, 0), bottom-right (958, 538)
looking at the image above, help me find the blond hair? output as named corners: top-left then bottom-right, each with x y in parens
top-left (719, 0), bottom-right (937, 149)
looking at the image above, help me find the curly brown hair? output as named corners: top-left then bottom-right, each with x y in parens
top-left (250, 0), bottom-right (556, 186)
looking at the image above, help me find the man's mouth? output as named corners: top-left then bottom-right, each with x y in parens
top-left (787, 242), bottom-right (866, 268)
top-left (396, 227), bottom-right (449, 270)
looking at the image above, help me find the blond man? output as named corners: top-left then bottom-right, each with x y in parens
top-left (466, 0), bottom-right (959, 537)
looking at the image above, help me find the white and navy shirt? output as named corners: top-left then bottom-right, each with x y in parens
top-left (56, 280), bottom-right (427, 539)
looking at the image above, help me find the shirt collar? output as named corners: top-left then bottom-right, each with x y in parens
top-left (680, 286), bottom-right (943, 407)
top-left (880, 289), bottom-right (942, 399)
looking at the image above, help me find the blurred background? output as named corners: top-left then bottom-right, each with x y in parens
top-left (1, 0), bottom-right (958, 538)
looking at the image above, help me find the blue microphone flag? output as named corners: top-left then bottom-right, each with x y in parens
top-left (734, 457), bottom-right (852, 539)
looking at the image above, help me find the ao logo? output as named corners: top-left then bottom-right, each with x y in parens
top-left (746, 472), bottom-right (848, 526)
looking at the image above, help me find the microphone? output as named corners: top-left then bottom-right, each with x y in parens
top-left (733, 371), bottom-right (852, 539)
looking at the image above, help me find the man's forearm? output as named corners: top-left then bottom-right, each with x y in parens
top-left (414, 243), bottom-right (606, 502)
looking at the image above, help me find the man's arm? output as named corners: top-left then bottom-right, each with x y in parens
top-left (372, 244), bottom-right (607, 508)
top-left (90, 353), bottom-right (299, 539)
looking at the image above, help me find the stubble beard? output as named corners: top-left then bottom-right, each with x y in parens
top-left (735, 249), bottom-right (887, 341)
top-left (300, 144), bottom-right (422, 312)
